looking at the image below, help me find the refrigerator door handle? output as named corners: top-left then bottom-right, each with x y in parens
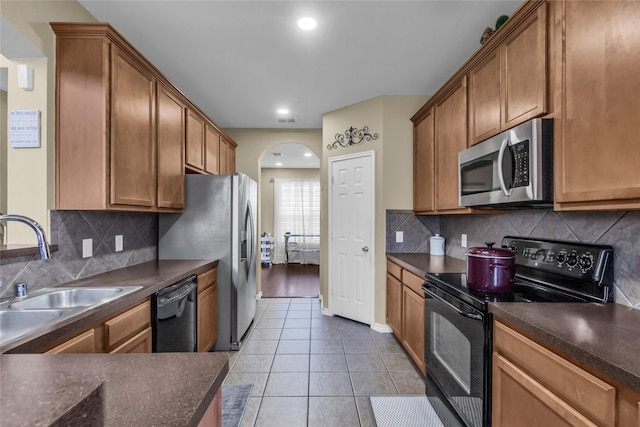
top-left (244, 203), bottom-right (255, 273)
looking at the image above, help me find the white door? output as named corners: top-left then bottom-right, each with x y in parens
top-left (329, 151), bottom-right (374, 324)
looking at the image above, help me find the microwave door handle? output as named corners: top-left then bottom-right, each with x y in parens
top-left (497, 138), bottom-right (512, 197)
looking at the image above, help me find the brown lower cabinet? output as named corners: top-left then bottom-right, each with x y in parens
top-left (38, 299), bottom-right (151, 354)
top-left (493, 320), bottom-right (640, 427)
top-left (386, 259), bottom-right (426, 375)
top-left (197, 268), bottom-right (218, 352)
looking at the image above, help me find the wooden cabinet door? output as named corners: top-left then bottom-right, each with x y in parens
top-left (413, 108), bottom-right (435, 213)
top-left (554, 0), bottom-right (640, 210)
top-left (386, 273), bottom-right (402, 339)
top-left (501, 2), bottom-right (548, 129)
top-left (198, 284), bottom-right (218, 352)
top-left (205, 124), bottom-right (220, 175)
top-left (46, 329), bottom-right (95, 354)
top-left (110, 47), bottom-right (156, 208)
top-left (434, 78), bottom-right (468, 212)
top-left (228, 144), bottom-right (236, 174)
top-left (157, 84), bottom-right (185, 209)
top-left (219, 137), bottom-right (229, 175)
top-left (468, 48), bottom-right (501, 145)
top-left (186, 109), bottom-right (206, 170)
top-left (492, 353), bottom-right (596, 427)
top-left (401, 286), bottom-right (425, 375)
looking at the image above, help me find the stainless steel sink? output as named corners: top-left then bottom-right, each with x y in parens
top-left (9, 286), bottom-right (141, 310)
top-left (0, 309), bottom-right (65, 344)
top-left (0, 285), bottom-right (143, 347)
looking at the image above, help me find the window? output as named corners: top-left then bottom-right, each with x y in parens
top-left (273, 179), bottom-right (320, 264)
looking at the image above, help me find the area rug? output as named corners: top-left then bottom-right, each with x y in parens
top-left (222, 384), bottom-right (253, 427)
top-left (370, 395), bottom-right (445, 427)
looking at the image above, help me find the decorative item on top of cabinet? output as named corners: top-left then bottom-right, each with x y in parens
top-left (198, 268), bottom-right (218, 352)
top-left (553, 0), bottom-right (640, 211)
top-left (468, 1), bottom-right (548, 146)
top-left (52, 23), bottom-right (184, 212)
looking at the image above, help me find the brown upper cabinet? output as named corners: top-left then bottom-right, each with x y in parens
top-left (156, 83), bottom-right (186, 210)
top-left (53, 23), bottom-right (239, 211)
top-left (553, 0), bottom-right (640, 210)
top-left (468, 1), bottom-right (548, 146)
top-left (220, 135), bottom-right (237, 175)
top-left (205, 124), bottom-right (221, 175)
top-left (53, 23), bottom-right (183, 211)
top-left (413, 107), bottom-right (435, 213)
top-left (186, 109), bottom-right (206, 171)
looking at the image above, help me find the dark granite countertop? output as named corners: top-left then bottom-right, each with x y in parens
top-left (0, 352), bottom-right (229, 426)
top-left (1, 259), bottom-right (217, 354)
top-left (386, 253), bottom-right (467, 277)
top-left (490, 302), bottom-right (640, 392)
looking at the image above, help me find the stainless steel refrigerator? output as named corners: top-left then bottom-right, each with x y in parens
top-left (158, 173), bottom-right (257, 351)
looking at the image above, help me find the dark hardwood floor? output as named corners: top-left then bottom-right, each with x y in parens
top-left (261, 263), bottom-right (320, 298)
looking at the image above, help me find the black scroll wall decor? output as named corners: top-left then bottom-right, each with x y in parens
top-left (328, 126), bottom-right (379, 150)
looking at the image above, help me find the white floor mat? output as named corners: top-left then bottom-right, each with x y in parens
top-left (370, 395), bottom-right (445, 427)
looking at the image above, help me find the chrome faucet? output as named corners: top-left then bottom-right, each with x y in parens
top-left (0, 214), bottom-right (51, 259)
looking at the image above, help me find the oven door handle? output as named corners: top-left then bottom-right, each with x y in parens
top-left (423, 286), bottom-right (484, 321)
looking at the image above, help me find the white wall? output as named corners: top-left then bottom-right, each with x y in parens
top-left (321, 95), bottom-right (428, 325)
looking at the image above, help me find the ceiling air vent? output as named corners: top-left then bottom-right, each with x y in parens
top-left (276, 115), bottom-right (296, 123)
top-left (271, 152), bottom-right (283, 157)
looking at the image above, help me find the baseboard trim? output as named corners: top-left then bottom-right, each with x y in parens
top-left (255, 292), bottom-right (263, 300)
top-left (371, 323), bottom-right (393, 333)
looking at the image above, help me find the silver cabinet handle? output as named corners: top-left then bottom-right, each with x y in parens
top-left (362, 246), bottom-right (369, 252)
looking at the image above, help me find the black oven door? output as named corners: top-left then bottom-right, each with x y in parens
top-left (423, 283), bottom-right (489, 427)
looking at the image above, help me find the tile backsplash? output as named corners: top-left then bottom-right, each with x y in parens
top-left (387, 209), bottom-right (640, 309)
top-left (0, 211), bottom-right (158, 299)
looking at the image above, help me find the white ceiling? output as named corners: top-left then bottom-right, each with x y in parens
top-left (261, 143), bottom-right (320, 168)
top-left (78, 0), bottom-right (522, 130)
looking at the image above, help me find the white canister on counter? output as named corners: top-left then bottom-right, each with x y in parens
top-left (429, 234), bottom-right (445, 256)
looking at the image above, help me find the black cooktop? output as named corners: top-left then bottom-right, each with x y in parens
top-left (423, 236), bottom-right (615, 312)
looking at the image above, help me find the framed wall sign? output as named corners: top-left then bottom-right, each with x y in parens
top-left (9, 109), bottom-right (40, 148)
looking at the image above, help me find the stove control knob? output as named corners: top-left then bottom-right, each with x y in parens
top-left (557, 253), bottom-right (566, 264)
top-left (566, 253), bottom-right (578, 267)
top-left (579, 254), bottom-right (594, 272)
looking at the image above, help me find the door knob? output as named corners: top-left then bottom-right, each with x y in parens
top-left (362, 246), bottom-right (369, 252)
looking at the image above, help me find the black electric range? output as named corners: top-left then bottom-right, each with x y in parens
top-left (421, 236), bottom-right (615, 427)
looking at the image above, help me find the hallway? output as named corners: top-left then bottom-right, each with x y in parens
top-left (261, 264), bottom-right (320, 298)
top-left (223, 297), bottom-right (426, 426)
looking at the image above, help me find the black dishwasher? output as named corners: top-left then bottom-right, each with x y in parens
top-left (152, 275), bottom-right (197, 352)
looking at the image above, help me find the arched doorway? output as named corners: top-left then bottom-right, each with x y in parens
top-left (259, 143), bottom-right (321, 298)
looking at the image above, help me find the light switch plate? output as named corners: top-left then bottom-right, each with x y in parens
top-left (115, 235), bottom-right (123, 252)
top-left (461, 234), bottom-right (468, 248)
top-left (82, 238), bottom-right (93, 258)
top-left (396, 231), bottom-right (404, 243)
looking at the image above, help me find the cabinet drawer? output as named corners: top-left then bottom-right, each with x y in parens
top-left (104, 300), bottom-right (151, 349)
top-left (402, 269), bottom-right (424, 296)
top-left (198, 268), bottom-right (217, 293)
top-left (387, 260), bottom-right (402, 281)
top-left (494, 321), bottom-right (615, 426)
top-left (109, 327), bottom-right (152, 354)
top-left (46, 329), bottom-right (95, 354)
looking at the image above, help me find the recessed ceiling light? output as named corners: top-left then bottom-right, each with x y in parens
top-left (304, 153), bottom-right (312, 157)
top-left (277, 109), bottom-right (289, 115)
top-left (275, 162), bottom-right (283, 166)
top-left (298, 17), bottom-right (317, 30)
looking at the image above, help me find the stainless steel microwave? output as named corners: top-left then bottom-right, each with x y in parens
top-left (459, 118), bottom-right (553, 208)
